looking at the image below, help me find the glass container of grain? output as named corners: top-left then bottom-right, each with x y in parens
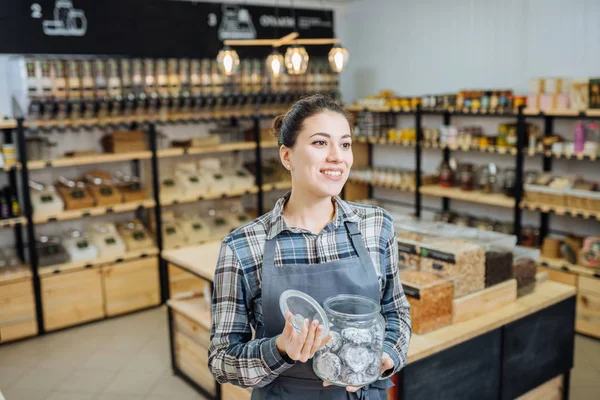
top-left (400, 270), bottom-right (454, 334)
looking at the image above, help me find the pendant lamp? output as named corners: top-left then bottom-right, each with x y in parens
top-left (285, 45), bottom-right (309, 75)
top-left (266, 50), bottom-right (285, 78)
top-left (328, 44), bottom-right (349, 73)
top-left (216, 46), bottom-right (240, 76)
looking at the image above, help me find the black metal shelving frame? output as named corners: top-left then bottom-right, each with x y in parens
top-left (348, 105), bottom-right (599, 245)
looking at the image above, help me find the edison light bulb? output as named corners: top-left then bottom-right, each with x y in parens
top-left (328, 44), bottom-right (349, 73)
top-left (284, 45), bottom-right (309, 75)
top-left (216, 46), bottom-right (240, 76)
top-left (266, 50), bottom-right (285, 78)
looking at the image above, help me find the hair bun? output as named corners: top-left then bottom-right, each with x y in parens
top-left (271, 114), bottom-right (286, 143)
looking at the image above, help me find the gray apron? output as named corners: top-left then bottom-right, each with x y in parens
top-left (251, 221), bottom-right (394, 400)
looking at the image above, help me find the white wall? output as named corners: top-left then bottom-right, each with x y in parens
top-left (338, 0), bottom-right (600, 237)
top-left (339, 0), bottom-right (600, 101)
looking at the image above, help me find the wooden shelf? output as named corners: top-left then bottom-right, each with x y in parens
top-left (526, 149), bottom-right (597, 161)
top-left (0, 267), bottom-right (32, 285)
top-left (0, 119), bottom-right (17, 129)
top-left (587, 109), bottom-right (600, 117)
top-left (354, 136), bottom-right (417, 148)
top-left (524, 108), bottom-right (600, 118)
top-left (348, 178), bottom-right (416, 193)
top-left (521, 201), bottom-right (600, 220)
top-left (262, 181), bottom-right (292, 192)
top-left (168, 297), bottom-right (212, 331)
top-left (33, 199), bottom-right (156, 224)
top-left (0, 217), bottom-right (27, 229)
top-left (162, 241), bottom-right (222, 282)
top-left (161, 187), bottom-right (259, 207)
top-left (158, 142), bottom-right (257, 158)
top-left (260, 140), bottom-right (279, 149)
top-left (425, 142), bottom-right (518, 155)
top-left (345, 104), bottom-right (393, 113)
top-left (27, 151), bottom-right (153, 169)
top-left (2, 163), bottom-right (20, 172)
top-left (22, 109), bottom-right (293, 130)
top-left (164, 236), bottom-right (224, 252)
top-left (38, 247), bottom-right (159, 277)
top-left (539, 257), bottom-right (600, 280)
top-left (420, 185), bottom-right (515, 208)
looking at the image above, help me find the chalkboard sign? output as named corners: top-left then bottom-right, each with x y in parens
top-left (0, 0), bottom-right (335, 58)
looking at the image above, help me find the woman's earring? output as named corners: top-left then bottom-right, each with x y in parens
top-left (286, 164), bottom-right (292, 171)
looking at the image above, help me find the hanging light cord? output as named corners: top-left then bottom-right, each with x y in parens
top-left (274, 0), bottom-right (279, 42)
top-left (291, 0), bottom-right (297, 34)
top-left (320, 0), bottom-right (334, 37)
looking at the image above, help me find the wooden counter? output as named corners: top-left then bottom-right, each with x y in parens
top-left (408, 280), bottom-right (575, 363)
top-left (164, 243), bottom-right (576, 400)
top-left (162, 241), bottom-right (222, 282)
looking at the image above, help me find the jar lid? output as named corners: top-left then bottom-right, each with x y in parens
top-left (279, 289), bottom-right (329, 339)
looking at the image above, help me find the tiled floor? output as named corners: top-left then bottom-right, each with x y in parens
top-left (1, 307), bottom-right (599, 399)
top-left (0, 307), bottom-right (206, 400)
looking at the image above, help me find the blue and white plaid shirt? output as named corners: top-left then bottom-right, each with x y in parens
top-left (209, 192), bottom-right (411, 388)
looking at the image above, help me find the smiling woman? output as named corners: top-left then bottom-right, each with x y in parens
top-left (274, 95), bottom-right (354, 203)
top-left (208, 95), bottom-right (412, 400)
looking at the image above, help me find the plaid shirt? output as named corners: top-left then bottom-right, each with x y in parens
top-left (208, 192), bottom-right (411, 388)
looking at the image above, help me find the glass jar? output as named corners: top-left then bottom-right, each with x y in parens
top-left (477, 165), bottom-right (497, 193)
top-left (313, 294), bottom-right (385, 387)
top-left (453, 215), bottom-right (471, 227)
top-left (439, 161), bottom-right (454, 188)
top-left (524, 170), bottom-right (539, 185)
top-left (459, 164), bottom-right (475, 191)
top-left (502, 168), bottom-right (516, 197)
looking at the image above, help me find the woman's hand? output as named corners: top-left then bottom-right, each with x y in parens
top-left (322, 352), bottom-right (394, 392)
top-left (276, 311), bottom-right (332, 362)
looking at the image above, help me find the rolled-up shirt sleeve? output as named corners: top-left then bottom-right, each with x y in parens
top-left (379, 218), bottom-right (412, 377)
top-left (208, 239), bottom-right (295, 388)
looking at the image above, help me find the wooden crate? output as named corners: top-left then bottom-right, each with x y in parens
top-left (453, 279), bottom-right (517, 323)
top-left (576, 276), bottom-right (600, 338)
top-left (0, 279), bottom-right (38, 343)
top-left (41, 268), bottom-right (105, 331)
top-left (102, 256), bottom-right (160, 317)
top-left (516, 375), bottom-right (562, 400)
top-left (222, 383), bottom-right (252, 400)
top-left (174, 310), bottom-right (211, 347)
top-left (344, 181), bottom-right (370, 202)
top-left (168, 264), bottom-right (209, 299)
top-left (539, 266), bottom-right (578, 287)
top-left (175, 331), bottom-right (216, 396)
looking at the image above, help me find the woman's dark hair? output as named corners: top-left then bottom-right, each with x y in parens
top-left (272, 94), bottom-right (353, 147)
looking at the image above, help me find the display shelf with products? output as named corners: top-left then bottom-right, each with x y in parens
top-left (37, 247), bottom-right (159, 277)
top-left (0, 119), bottom-right (17, 130)
top-left (0, 216), bottom-right (27, 229)
top-left (31, 199), bottom-right (156, 224)
top-left (420, 185), bottom-right (516, 208)
top-left (161, 187), bottom-right (258, 207)
top-left (521, 201), bottom-right (600, 221)
top-left (524, 108), bottom-right (600, 119)
top-left (426, 142), bottom-right (519, 155)
top-left (0, 266), bottom-right (32, 285)
top-left (2, 164), bottom-right (21, 172)
top-left (526, 148), bottom-right (598, 161)
top-left (27, 151), bottom-right (153, 169)
top-left (259, 140), bottom-right (279, 149)
top-left (157, 141), bottom-right (257, 158)
top-left (261, 181), bottom-right (292, 193)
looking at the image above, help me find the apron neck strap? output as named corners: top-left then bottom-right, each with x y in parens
top-left (344, 221), bottom-right (372, 266)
